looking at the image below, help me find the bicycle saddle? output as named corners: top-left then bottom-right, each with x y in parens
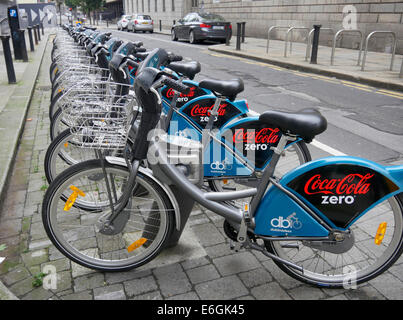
top-left (167, 61), bottom-right (201, 80)
top-left (259, 108), bottom-right (327, 142)
top-left (135, 52), bottom-right (149, 60)
top-left (199, 78), bottom-right (244, 101)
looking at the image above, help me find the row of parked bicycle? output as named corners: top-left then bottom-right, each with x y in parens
top-left (41, 24), bottom-right (403, 289)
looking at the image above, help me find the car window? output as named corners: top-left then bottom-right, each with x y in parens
top-left (199, 13), bottom-right (225, 22)
top-left (182, 14), bottom-right (192, 22)
top-left (187, 13), bottom-right (199, 22)
top-left (138, 15), bottom-right (151, 20)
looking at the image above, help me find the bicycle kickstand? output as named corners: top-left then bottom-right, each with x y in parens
top-left (231, 203), bottom-right (251, 252)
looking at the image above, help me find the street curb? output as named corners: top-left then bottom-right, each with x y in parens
top-left (0, 32), bottom-right (53, 301)
top-left (208, 46), bottom-right (403, 92)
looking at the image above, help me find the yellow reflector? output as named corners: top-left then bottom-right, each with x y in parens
top-left (64, 185), bottom-right (85, 211)
top-left (375, 222), bottom-right (387, 245)
top-left (127, 238), bottom-right (147, 252)
top-left (64, 142), bottom-right (69, 148)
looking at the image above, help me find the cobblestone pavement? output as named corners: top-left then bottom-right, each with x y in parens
top-left (0, 36), bottom-right (403, 301)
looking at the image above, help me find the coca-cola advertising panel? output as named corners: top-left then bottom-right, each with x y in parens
top-left (181, 98), bottom-right (243, 129)
top-left (161, 84), bottom-right (207, 109)
top-left (222, 120), bottom-right (283, 169)
top-left (286, 164), bottom-right (399, 228)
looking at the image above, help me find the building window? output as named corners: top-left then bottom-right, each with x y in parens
top-left (192, 0), bottom-right (198, 7)
top-left (163, 0), bottom-right (165, 12)
top-left (136, 0), bottom-right (139, 11)
top-left (155, 0), bottom-right (157, 12)
top-left (171, 0), bottom-right (175, 11)
top-left (142, 0), bottom-right (144, 11)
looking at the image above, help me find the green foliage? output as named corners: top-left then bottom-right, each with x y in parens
top-left (32, 272), bottom-right (47, 288)
top-left (0, 244), bottom-right (6, 252)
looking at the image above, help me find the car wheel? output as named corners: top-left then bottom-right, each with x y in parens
top-left (171, 29), bottom-right (177, 41)
top-left (189, 31), bottom-right (197, 44)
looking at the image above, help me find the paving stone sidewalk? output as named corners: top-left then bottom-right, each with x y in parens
top-left (0, 34), bottom-right (403, 301)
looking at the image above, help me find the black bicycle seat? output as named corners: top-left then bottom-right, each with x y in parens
top-left (199, 78), bottom-right (244, 101)
top-left (259, 108), bottom-right (327, 142)
top-left (135, 52), bottom-right (149, 60)
top-left (167, 61), bottom-right (201, 80)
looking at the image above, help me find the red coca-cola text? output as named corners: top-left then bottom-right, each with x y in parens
top-left (233, 128), bottom-right (280, 144)
top-left (303, 173), bottom-right (374, 196)
top-left (190, 103), bottom-right (227, 117)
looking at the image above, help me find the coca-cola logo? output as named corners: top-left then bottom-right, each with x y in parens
top-left (190, 103), bottom-right (227, 117)
top-left (233, 128), bottom-right (280, 144)
top-left (166, 86), bottom-right (196, 99)
top-left (304, 173), bottom-right (374, 196)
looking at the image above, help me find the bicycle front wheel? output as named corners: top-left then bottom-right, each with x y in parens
top-left (265, 193), bottom-right (403, 288)
top-left (42, 159), bottom-right (175, 271)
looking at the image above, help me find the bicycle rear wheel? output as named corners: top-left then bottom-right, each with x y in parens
top-left (265, 193), bottom-right (403, 288)
top-left (42, 159), bottom-right (175, 271)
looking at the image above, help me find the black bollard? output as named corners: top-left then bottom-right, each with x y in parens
top-left (0, 35), bottom-right (17, 84)
top-left (33, 24), bottom-right (38, 45)
top-left (18, 29), bottom-right (29, 62)
top-left (40, 22), bottom-right (44, 35)
top-left (159, 20), bottom-right (161, 32)
top-left (310, 24), bottom-right (321, 64)
top-left (236, 22), bottom-right (242, 50)
top-left (27, 26), bottom-right (34, 51)
top-left (106, 20), bottom-right (109, 27)
top-left (173, 20), bottom-right (175, 25)
top-left (241, 22), bottom-right (246, 43)
top-left (36, 24), bottom-right (41, 41)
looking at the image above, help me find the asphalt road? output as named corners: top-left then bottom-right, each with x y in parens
top-left (107, 28), bottom-right (403, 165)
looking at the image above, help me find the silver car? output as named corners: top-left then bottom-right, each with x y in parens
top-left (117, 15), bottom-right (132, 30)
top-left (128, 14), bottom-right (154, 33)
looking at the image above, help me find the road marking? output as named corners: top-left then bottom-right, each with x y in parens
top-left (343, 84), bottom-right (373, 92)
top-left (377, 89), bottom-right (403, 97)
top-left (311, 139), bottom-right (346, 156)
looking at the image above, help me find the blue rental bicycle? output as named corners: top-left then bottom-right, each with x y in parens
top-left (42, 51), bottom-right (403, 288)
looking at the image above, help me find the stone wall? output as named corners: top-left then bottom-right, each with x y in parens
top-left (203, 0), bottom-right (403, 53)
top-left (123, 0), bottom-right (403, 53)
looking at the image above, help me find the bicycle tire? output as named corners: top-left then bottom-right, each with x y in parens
top-left (42, 159), bottom-right (175, 271)
top-left (264, 193), bottom-right (403, 288)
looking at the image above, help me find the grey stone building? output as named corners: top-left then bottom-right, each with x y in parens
top-left (122, 0), bottom-right (403, 53)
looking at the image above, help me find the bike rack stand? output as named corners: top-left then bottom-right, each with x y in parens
top-left (266, 26), bottom-right (289, 54)
top-left (284, 27), bottom-right (310, 57)
top-left (305, 27), bottom-right (334, 61)
top-left (361, 31), bottom-right (397, 71)
top-left (330, 29), bottom-right (363, 66)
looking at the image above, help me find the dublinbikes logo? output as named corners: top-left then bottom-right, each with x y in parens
top-left (303, 173), bottom-right (374, 205)
top-left (270, 212), bottom-right (302, 233)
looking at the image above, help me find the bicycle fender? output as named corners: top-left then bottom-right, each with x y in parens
top-left (104, 156), bottom-right (182, 231)
top-left (280, 156), bottom-right (402, 230)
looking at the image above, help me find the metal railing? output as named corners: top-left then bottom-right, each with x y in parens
top-left (266, 26), bottom-right (289, 54)
top-left (330, 29), bottom-right (363, 66)
top-left (361, 31), bottom-right (397, 71)
top-left (305, 27), bottom-right (334, 61)
top-left (284, 27), bottom-right (310, 57)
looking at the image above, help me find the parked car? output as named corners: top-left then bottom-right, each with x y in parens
top-left (117, 15), bottom-right (132, 30)
top-left (128, 14), bottom-right (154, 33)
top-left (171, 12), bottom-right (231, 44)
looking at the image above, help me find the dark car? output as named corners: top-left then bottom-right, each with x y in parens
top-left (171, 12), bottom-right (232, 44)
